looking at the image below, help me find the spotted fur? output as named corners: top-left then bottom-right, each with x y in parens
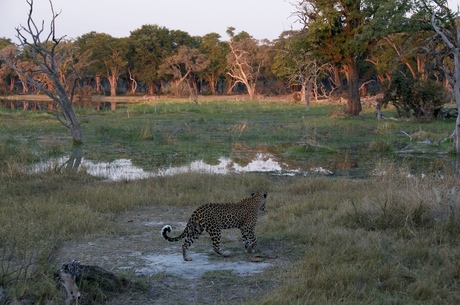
top-left (161, 192), bottom-right (267, 261)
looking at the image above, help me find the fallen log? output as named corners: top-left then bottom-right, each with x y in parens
top-left (57, 260), bottom-right (128, 305)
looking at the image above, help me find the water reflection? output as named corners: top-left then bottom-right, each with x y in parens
top-left (30, 153), bottom-right (313, 181)
top-left (1, 99), bottom-right (117, 111)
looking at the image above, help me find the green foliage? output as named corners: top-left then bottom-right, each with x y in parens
top-left (383, 72), bottom-right (451, 121)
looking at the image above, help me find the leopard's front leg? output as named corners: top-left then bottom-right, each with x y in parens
top-left (210, 229), bottom-right (230, 257)
top-left (244, 229), bottom-right (257, 253)
top-left (241, 226), bottom-right (257, 253)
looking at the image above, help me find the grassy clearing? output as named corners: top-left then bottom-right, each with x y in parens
top-left (1, 99), bottom-right (460, 303)
top-left (3, 165), bottom-right (459, 303)
top-left (254, 166), bottom-right (460, 304)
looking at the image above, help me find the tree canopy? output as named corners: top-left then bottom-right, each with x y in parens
top-left (1, 0), bottom-right (458, 111)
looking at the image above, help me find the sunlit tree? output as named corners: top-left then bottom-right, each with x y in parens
top-left (75, 32), bottom-right (128, 96)
top-left (199, 33), bottom-right (228, 95)
top-left (291, 0), bottom-right (412, 115)
top-left (159, 46), bottom-right (209, 98)
top-left (226, 27), bottom-right (266, 100)
top-left (272, 29), bottom-right (332, 109)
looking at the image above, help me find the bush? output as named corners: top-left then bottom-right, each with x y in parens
top-left (382, 72), bottom-right (450, 121)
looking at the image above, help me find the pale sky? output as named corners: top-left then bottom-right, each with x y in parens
top-left (1, 0), bottom-right (459, 43)
top-left (0, 0), bottom-right (302, 42)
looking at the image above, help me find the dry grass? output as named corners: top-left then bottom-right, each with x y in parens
top-left (254, 166), bottom-right (460, 304)
top-left (1, 99), bottom-right (460, 303)
top-left (1, 158), bottom-right (460, 303)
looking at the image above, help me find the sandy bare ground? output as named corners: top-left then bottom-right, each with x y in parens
top-left (56, 204), bottom-right (282, 304)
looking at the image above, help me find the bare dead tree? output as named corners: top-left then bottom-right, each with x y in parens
top-left (0, 0), bottom-right (82, 144)
top-left (225, 28), bottom-right (265, 100)
top-left (429, 3), bottom-right (460, 153)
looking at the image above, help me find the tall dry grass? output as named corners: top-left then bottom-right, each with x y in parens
top-left (0, 152), bottom-right (274, 302)
top-left (1, 100), bottom-right (460, 303)
top-left (2, 153), bottom-right (460, 303)
top-left (254, 165), bottom-right (460, 304)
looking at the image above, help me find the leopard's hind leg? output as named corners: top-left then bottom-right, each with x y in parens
top-left (182, 223), bottom-right (204, 261)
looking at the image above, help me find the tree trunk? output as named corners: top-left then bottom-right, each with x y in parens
top-left (9, 77), bottom-right (15, 92)
top-left (148, 83), bottom-right (155, 95)
top-left (453, 21), bottom-right (460, 154)
top-left (247, 83), bottom-right (256, 100)
top-left (210, 80), bottom-right (216, 95)
top-left (300, 83), bottom-right (306, 103)
top-left (333, 64), bottom-right (342, 92)
top-left (345, 57), bottom-right (362, 115)
top-left (206, 73), bottom-right (217, 95)
top-left (95, 75), bottom-right (102, 94)
top-left (455, 113), bottom-right (460, 153)
top-left (226, 78), bottom-right (234, 94)
top-left (304, 79), bottom-right (312, 111)
top-left (20, 78), bottom-right (28, 93)
top-left (55, 83), bottom-right (83, 144)
top-left (453, 48), bottom-right (460, 153)
top-left (108, 74), bottom-right (117, 97)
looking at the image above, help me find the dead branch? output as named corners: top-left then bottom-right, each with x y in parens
top-left (57, 260), bottom-right (129, 305)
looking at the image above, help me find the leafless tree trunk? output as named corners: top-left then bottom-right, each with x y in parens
top-left (0, 0), bottom-right (82, 144)
top-left (431, 10), bottom-right (460, 153)
top-left (227, 27), bottom-right (266, 100)
top-left (226, 42), bottom-right (259, 100)
top-left (128, 68), bottom-right (137, 94)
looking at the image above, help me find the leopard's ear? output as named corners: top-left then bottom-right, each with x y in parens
top-left (263, 193), bottom-right (267, 198)
top-left (251, 192), bottom-right (256, 197)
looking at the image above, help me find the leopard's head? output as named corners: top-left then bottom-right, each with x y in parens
top-left (251, 192), bottom-right (267, 211)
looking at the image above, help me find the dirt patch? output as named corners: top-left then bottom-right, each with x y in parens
top-left (137, 253), bottom-right (271, 279)
top-left (56, 205), bottom-right (282, 304)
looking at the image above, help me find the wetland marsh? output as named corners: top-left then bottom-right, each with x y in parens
top-left (1, 97), bottom-right (460, 304)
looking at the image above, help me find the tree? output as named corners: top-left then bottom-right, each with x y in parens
top-left (104, 37), bottom-right (128, 97)
top-left (0, 38), bottom-right (11, 49)
top-left (291, 0), bottom-right (412, 115)
top-left (428, 0), bottom-right (460, 152)
top-left (199, 33), bottom-right (228, 95)
top-left (272, 30), bottom-right (330, 109)
top-left (0, 0), bottom-right (82, 144)
top-left (0, 38), bottom-right (13, 93)
top-left (75, 33), bottom-right (128, 96)
top-left (159, 46), bottom-right (209, 97)
top-left (128, 25), bottom-right (172, 95)
top-left (128, 25), bottom-right (197, 95)
top-left (0, 44), bottom-right (18, 93)
top-left (226, 27), bottom-right (265, 100)
top-left (75, 32), bottom-right (108, 94)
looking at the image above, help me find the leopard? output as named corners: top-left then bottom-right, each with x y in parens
top-left (161, 192), bottom-right (267, 261)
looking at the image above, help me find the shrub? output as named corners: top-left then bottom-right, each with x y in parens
top-left (382, 72), bottom-right (450, 121)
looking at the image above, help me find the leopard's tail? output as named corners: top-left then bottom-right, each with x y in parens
top-left (161, 225), bottom-right (187, 242)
